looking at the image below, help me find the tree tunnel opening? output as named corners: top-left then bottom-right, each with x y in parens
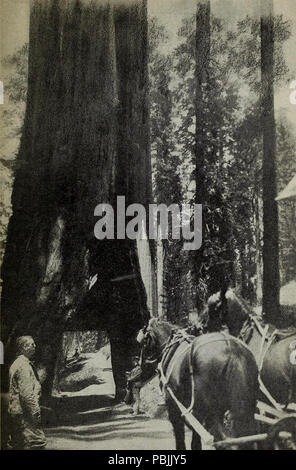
top-left (50, 330), bottom-right (115, 399)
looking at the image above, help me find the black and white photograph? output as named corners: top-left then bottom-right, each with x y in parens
top-left (0, 0), bottom-right (296, 452)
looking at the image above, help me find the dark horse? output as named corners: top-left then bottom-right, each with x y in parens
top-left (136, 318), bottom-right (258, 449)
top-left (204, 289), bottom-right (296, 407)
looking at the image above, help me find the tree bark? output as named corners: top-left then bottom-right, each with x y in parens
top-left (261, 0), bottom-right (280, 324)
top-left (194, 0), bottom-right (211, 310)
top-left (255, 194), bottom-right (263, 302)
top-left (1, 0), bottom-right (150, 398)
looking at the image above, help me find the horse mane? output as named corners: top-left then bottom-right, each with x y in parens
top-left (206, 288), bottom-right (254, 316)
top-left (147, 317), bottom-right (180, 345)
top-left (148, 317), bottom-right (178, 333)
top-left (228, 289), bottom-right (254, 318)
top-left (201, 288), bottom-right (256, 336)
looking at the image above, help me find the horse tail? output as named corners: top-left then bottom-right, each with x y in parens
top-left (225, 340), bottom-right (259, 438)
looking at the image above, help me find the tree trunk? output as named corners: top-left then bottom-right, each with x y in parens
top-left (261, 0), bottom-right (280, 324)
top-left (1, 0), bottom-right (150, 399)
top-left (255, 194), bottom-right (263, 303)
top-left (194, 0), bottom-right (211, 310)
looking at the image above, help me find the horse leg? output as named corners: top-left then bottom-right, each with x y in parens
top-left (190, 405), bottom-right (203, 450)
top-left (191, 431), bottom-right (202, 450)
top-left (167, 398), bottom-right (185, 450)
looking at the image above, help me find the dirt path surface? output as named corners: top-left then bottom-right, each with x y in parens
top-left (45, 402), bottom-right (193, 450)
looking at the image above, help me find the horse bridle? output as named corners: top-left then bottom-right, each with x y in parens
top-left (138, 323), bottom-right (174, 365)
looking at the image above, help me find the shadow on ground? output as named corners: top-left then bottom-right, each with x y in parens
top-left (43, 397), bottom-right (180, 450)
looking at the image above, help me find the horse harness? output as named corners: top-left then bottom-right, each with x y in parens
top-left (155, 330), bottom-right (252, 445)
top-left (240, 316), bottom-right (296, 411)
top-left (155, 330), bottom-right (216, 445)
top-left (158, 330), bottom-right (196, 417)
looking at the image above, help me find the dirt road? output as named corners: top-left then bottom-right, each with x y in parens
top-left (45, 402), bottom-right (193, 450)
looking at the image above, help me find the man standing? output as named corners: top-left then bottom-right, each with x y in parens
top-left (8, 336), bottom-right (46, 449)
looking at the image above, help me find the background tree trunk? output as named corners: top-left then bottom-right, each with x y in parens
top-left (194, 0), bottom-right (211, 310)
top-left (261, 0), bottom-right (280, 324)
top-left (1, 0), bottom-right (150, 399)
top-left (255, 194), bottom-right (263, 302)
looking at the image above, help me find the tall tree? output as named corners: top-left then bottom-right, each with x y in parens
top-left (194, 0), bottom-right (211, 310)
top-left (173, 10), bottom-right (240, 308)
top-left (261, 0), bottom-right (280, 323)
top-left (224, 11), bottom-right (291, 304)
top-left (1, 0), bottom-right (150, 399)
top-left (150, 49), bottom-right (183, 322)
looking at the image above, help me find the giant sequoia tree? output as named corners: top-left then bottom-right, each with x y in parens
top-left (194, 0), bottom-right (211, 310)
top-left (191, 1), bottom-right (235, 307)
top-left (1, 0), bottom-right (150, 399)
top-left (149, 28), bottom-right (184, 322)
top-left (261, 0), bottom-right (280, 324)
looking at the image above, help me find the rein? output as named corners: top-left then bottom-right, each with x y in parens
top-left (139, 324), bottom-right (214, 445)
top-left (156, 331), bottom-right (256, 446)
top-left (240, 316), bottom-right (280, 369)
top-left (156, 331), bottom-right (214, 446)
top-left (140, 327), bottom-right (196, 413)
top-left (158, 331), bottom-right (194, 408)
top-left (239, 316), bottom-right (285, 411)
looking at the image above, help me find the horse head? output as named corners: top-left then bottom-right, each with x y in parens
top-left (136, 318), bottom-right (174, 365)
top-left (204, 288), bottom-right (251, 337)
top-left (203, 290), bottom-right (227, 333)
